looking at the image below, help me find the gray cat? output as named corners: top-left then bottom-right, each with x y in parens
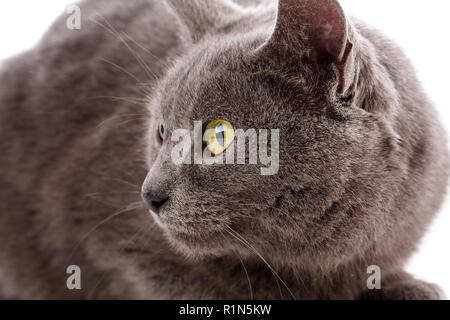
top-left (0, 0), bottom-right (448, 299)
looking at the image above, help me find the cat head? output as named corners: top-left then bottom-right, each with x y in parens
top-left (142, 0), bottom-right (401, 267)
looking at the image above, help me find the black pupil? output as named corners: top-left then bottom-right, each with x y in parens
top-left (159, 124), bottom-right (164, 139)
top-left (216, 124), bottom-right (225, 147)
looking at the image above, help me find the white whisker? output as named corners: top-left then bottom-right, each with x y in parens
top-left (91, 14), bottom-right (158, 82)
top-left (224, 225), bottom-right (296, 300)
top-left (66, 201), bottom-right (144, 264)
top-left (99, 57), bottom-right (143, 84)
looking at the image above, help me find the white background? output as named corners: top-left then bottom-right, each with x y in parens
top-left (0, 1), bottom-right (449, 298)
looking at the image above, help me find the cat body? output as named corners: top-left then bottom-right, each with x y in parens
top-left (0, 0), bottom-right (448, 299)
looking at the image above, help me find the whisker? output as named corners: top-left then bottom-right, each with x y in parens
top-left (89, 95), bottom-right (149, 104)
top-left (108, 117), bottom-right (148, 129)
top-left (98, 177), bottom-right (141, 189)
top-left (224, 225), bottom-right (296, 300)
top-left (86, 220), bottom-right (152, 298)
top-left (99, 57), bottom-right (143, 84)
top-left (224, 227), bottom-right (282, 299)
top-left (95, 114), bottom-right (148, 129)
top-left (236, 250), bottom-right (254, 300)
top-left (83, 191), bottom-right (141, 197)
top-left (84, 194), bottom-right (127, 208)
top-left (83, 192), bottom-right (142, 208)
top-left (91, 14), bottom-right (158, 82)
top-left (218, 230), bottom-right (253, 299)
top-left (66, 201), bottom-right (144, 264)
top-left (121, 32), bottom-right (169, 70)
top-left (136, 82), bottom-right (157, 96)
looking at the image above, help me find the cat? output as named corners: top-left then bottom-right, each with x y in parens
top-left (0, 0), bottom-right (448, 300)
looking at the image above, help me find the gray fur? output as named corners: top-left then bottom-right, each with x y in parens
top-left (0, 0), bottom-right (448, 299)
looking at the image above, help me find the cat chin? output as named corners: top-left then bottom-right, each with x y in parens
top-left (150, 208), bottom-right (236, 257)
top-left (163, 228), bottom-right (233, 259)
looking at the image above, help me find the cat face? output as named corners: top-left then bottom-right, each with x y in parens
top-left (142, 0), bottom-right (400, 266)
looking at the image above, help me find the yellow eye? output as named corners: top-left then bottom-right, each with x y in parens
top-left (203, 120), bottom-right (235, 155)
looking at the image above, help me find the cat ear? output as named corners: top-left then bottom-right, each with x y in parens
top-left (265, 0), bottom-right (355, 93)
top-left (165, 0), bottom-right (241, 43)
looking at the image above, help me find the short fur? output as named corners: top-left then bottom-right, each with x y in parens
top-left (0, 0), bottom-right (448, 299)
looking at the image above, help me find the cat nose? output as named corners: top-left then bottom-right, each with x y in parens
top-left (141, 191), bottom-right (169, 215)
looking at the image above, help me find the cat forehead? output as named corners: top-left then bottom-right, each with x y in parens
top-left (156, 36), bottom-right (319, 122)
top-left (165, 39), bottom-right (311, 88)
top-left (158, 43), bottom-right (249, 100)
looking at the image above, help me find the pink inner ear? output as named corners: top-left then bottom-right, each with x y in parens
top-left (271, 0), bottom-right (348, 64)
top-left (309, 0), bottom-right (348, 63)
